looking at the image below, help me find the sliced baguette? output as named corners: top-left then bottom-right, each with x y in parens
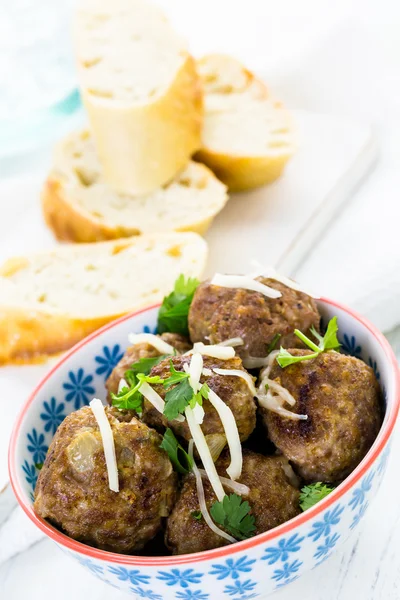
top-left (42, 130), bottom-right (228, 243)
top-left (74, 0), bottom-right (202, 195)
top-left (195, 54), bottom-right (295, 192)
top-left (0, 233), bottom-right (207, 364)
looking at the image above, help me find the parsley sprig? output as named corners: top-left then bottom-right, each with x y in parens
top-left (157, 274), bottom-right (200, 336)
top-left (111, 372), bottom-right (164, 411)
top-left (276, 317), bottom-right (341, 368)
top-left (299, 482), bottom-right (335, 511)
top-left (163, 362), bottom-right (210, 420)
top-left (210, 494), bottom-right (256, 540)
top-left (160, 428), bottom-right (193, 474)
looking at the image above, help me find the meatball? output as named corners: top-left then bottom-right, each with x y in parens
top-left (165, 450), bottom-right (300, 555)
top-left (188, 278), bottom-right (321, 360)
top-left (261, 350), bottom-right (382, 483)
top-left (34, 406), bottom-right (177, 553)
top-left (144, 355), bottom-right (257, 443)
top-left (106, 333), bottom-right (191, 397)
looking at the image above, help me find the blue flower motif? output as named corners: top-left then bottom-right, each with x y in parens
top-left (63, 368), bottom-right (95, 409)
top-left (40, 397), bottom-right (66, 434)
top-left (95, 344), bottom-right (124, 380)
top-left (224, 579), bottom-right (257, 596)
top-left (368, 358), bottom-right (380, 380)
top-left (209, 556), bottom-right (256, 580)
top-left (350, 502), bottom-right (369, 529)
top-left (314, 533), bottom-right (340, 560)
top-left (22, 461), bottom-right (37, 490)
top-left (143, 324), bottom-right (158, 335)
top-left (308, 505), bottom-right (344, 541)
top-left (176, 591), bottom-right (210, 600)
top-left (378, 446), bottom-right (390, 474)
top-left (157, 569), bottom-right (203, 588)
top-left (130, 587), bottom-right (162, 600)
top-left (276, 575), bottom-right (300, 589)
top-left (76, 556), bottom-right (104, 575)
top-left (348, 472), bottom-right (375, 510)
top-left (108, 566), bottom-right (150, 585)
top-left (27, 430), bottom-right (48, 464)
top-left (262, 533), bottom-right (305, 564)
top-left (340, 334), bottom-right (361, 357)
top-left (272, 560), bottom-right (302, 582)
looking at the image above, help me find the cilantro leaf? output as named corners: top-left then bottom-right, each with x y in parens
top-left (266, 333), bottom-right (281, 355)
top-left (276, 347), bottom-right (319, 368)
top-left (210, 493), bottom-right (256, 541)
top-left (160, 428), bottom-right (193, 474)
top-left (276, 317), bottom-right (341, 368)
top-left (157, 274), bottom-right (200, 336)
top-left (320, 316), bottom-right (340, 350)
top-left (111, 375), bottom-right (144, 411)
top-left (299, 482), bottom-right (335, 511)
top-left (191, 382), bottom-right (210, 408)
top-left (163, 360), bottom-right (190, 388)
top-left (111, 373), bottom-right (164, 411)
top-left (163, 377), bottom-right (194, 420)
top-left (191, 510), bottom-right (202, 521)
top-left (127, 354), bottom-right (169, 378)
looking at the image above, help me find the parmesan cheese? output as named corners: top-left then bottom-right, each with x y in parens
top-left (210, 273), bottom-right (282, 299)
top-left (89, 398), bottom-right (119, 493)
top-left (128, 333), bottom-right (175, 355)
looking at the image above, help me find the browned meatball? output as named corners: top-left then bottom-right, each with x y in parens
top-left (165, 450), bottom-right (300, 555)
top-left (188, 278), bottom-right (321, 360)
top-left (261, 350), bottom-right (382, 483)
top-left (34, 406), bottom-right (177, 553)
top-left (144, 355), bottom-right (256, 444)
top-left (106, 333), bottom-right (191, 397)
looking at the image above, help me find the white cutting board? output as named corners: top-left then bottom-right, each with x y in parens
top-left (0, 110), bottom-right (377, 516)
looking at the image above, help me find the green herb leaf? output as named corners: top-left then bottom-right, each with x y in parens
top-left (35, 463), bottom-right (43, 470)
top-left (160, 428), bottom-right (193, 474)
top-left (111, 375), bottom-right (144, 411)
top-left (191, 510), bottom-right (202, 521)
top-left (191, 382), bottom-right (210, 408)
top-left (266, 333), bottom-right (282, 355)
top-left (127, 354), bottom-right (169, 378)
top-left (210, 493), bottom-right (256, 541)
top-left (164, 377), bottom-right (194, 420)
top-left (277, 317), bottom-right (341, 368)
top-left (299, 482), bottom-right (335, 511)
top-left (137, 373), bottom-right (165, 385)
top-left (320, 316), bottom-right (340, 350)
top-left (157, 274), bottom-right (200, 336)
top-left (276, 347), bottom-right (319, 368)
top-left (111, 373), bottom-right (164, 412)
top-left (163, 360), bottom-right (190, 388)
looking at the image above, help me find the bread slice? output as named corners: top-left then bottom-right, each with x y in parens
top-left (195, 54), bottom-right (295, 192)
top-left (74, 0), bottom-right (202, 195)
top-left (0, 233), bottom-right (207, 364)
top-left (42, 130), bottom-right (228, 243)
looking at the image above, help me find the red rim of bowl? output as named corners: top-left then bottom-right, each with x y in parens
top-left (8, 298), bottom-right (400, 566)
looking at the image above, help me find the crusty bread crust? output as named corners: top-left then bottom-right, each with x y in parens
top-left (41, 169), bottom-right (218, 244)
top-left (0, 233), bottom-right (207, 364)
top-left (196, 54), bottom-right (294, 192)
top-left (0, 307), bottom-right (113, 365)
top-left (83, 55), bottom-right (203, 195)
top-left (194, 149), bottom-right (290, 193)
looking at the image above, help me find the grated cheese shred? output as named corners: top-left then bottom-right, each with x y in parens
top-left (128, 333), bottom-right (175, 355)
top-left (90, 398), bottom-right (119, 493)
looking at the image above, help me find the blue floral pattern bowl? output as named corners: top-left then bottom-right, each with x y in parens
top-left (9, 299), bottom-right (400, 599)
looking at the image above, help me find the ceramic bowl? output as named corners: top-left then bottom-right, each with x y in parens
top-left (9, 299), bottom-right (400, 599)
